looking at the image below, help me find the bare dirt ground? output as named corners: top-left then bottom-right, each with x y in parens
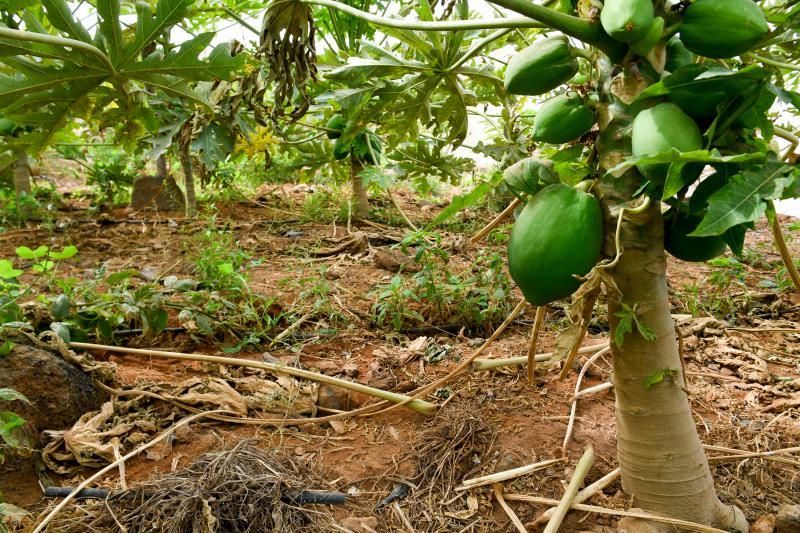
top-left (2, 183), bottom-right (799, 532)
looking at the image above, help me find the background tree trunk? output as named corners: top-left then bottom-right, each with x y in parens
top-left (156, 155), bottom-right (168, 179)
top-left (13, 151), bottom-right (32, 219)
top-left (607, 205), bottom-right (746, 530)
top-left (13, 151), bottom-right (31, 198)
top-left (350, 158), bottom-right (368, 218)
top-left (180, 148), bottom-right (197, 218)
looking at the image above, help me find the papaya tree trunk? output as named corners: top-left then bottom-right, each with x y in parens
top-left (350, 158), bottom-right (368, 218)
top-left (156, 154), bottom-right (168, 179)
top-left (607, 206), bottom-right (745, 530)
top-left (180, 148), bottom-right (197, 218)
top-left (13, 151), bottom-right (32, 219)
top-left (13, 151), bottom-right (31, 199)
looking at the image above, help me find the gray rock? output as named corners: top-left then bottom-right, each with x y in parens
top-left (130, 175), bottom-right (185, 211)
top-left (776, 505), bottom-right (800, 533)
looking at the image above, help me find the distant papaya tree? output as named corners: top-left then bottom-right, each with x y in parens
top-left (261, 0), bottom-right (529, 216)
top-left (265, 0), bottom-right (800, 529)
top-left (0, 0), bottom-right (245, 217)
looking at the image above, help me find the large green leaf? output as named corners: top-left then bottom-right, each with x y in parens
top-left (692, 162), bottom-right (796, 236)
top-left (126, 0), bottom-right (193, 66)
top-left (634, 64), bottom-right (770, 102)
top-left (41, 0), bottom-right (93, 43)
top-left (326, 57), bottom-right (431, 86)
top-left (97, 0), bottom-right (125, 63)
top-left (192, 122), bottom-right (235, 169)
top-left (123, 37), bottom-right (246, 81)
top-left (0, 0), bottom-right (244, 161)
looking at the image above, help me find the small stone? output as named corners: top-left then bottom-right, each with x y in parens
top-left (776, 504), bottom-right (800, 533)
top-left (372, 249), bottom-right (420, 273)
top-left (617, 514), bottom-right (668, 532)
top-left (752, 514), bottom-right (775, 533)
top-left (341, 516), bottom-right (379, 532)
top-left (316, 384), bottom-right (369, 411)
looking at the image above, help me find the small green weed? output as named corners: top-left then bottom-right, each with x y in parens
top-left (281, 267), bottom-right (348, 330)
top-left (0, 387), bottom-right (30, 531)
top-left (299, 187), bottom-right (350, 223)
top-left (681, 257), bottom-right (751, 321)
top-left (370, 244), bottom-right (512, 331)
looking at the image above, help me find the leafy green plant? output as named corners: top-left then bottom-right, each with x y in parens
top-left (0, 387), bottom-right (29, 532)
top-left (0, 387), bottom-right (29, 454)
top-left (299, 186), bottom-right (351, 223)
top-left (370, 246), bottom-right (512, 331)
top-left (613, 303), bottom-right (656, 347)
top-left (74, 146), bottom-right (143, 208)
top-left (291, 267), bottom-right (348, 329)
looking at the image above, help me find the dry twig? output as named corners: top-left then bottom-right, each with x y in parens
top-left (543, 445), bottom-right (594, 533)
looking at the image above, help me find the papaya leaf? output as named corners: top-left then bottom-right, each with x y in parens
top-left (634, 64), bottom-right (769, 102)
top-left (721, 223), bottom-right (752, 257)
top-left (423, 179), bottom-right (498, 230)
top-left (326, 57), bottom-right (430, 86)
top-left (768, 84), bottom-right (800, 111)
top-left (42, 0), bottom-right (93, 43)
top-left (607, 149), bottom-right (765, 185)
top-left (192, 122), bottom-right (235, 170)
top-left (127, 0), bottom-right (193, 66)
top-left (643, 368), bottom-right (678, 390)
top-left (691, 162), bottom-right (796, 237)
top-left (614, 303), bottom-right (656, 347)
top-left (123, 37), bottom-right (245, 81)
top-left (96, 0), bottom-right (124, 63)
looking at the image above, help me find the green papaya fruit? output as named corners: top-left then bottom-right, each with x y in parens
top-left (632, 103), bottom-right (703, 181)
top-left (503, 157), bottom-right (558, 198)
top-left (333, 137), bottom-right (350, 160)
top-left (532, 94), bottom-right (595, 144)
top-left (679, 0), bottom-right (768, 59)
top-left (664, 208), bottom-right (727, 262)
top-left (630, 16), bottom-right (664, 56)
top-left (508, 183), bottom-right (603, 306)
top-left (0, 118), bottom-right (16, 136)
top-left (504, 36), bottom-right (578, 96)
top-left (600, 0), bottom-right (654, 43)
top-left (664, 35), bottom-right (693, 72)
top-left (326, 115), bottom-right (346, 139)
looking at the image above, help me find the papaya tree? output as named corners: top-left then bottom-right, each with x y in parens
top-left (264, 0), bottom-right (800, 529)
top-left (262, 0), bottom-right (532, 216)
top-left (0, 0), bottom-right (245, 216)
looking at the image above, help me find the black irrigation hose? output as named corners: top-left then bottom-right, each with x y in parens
top-left (43, 487), bottom-right (347, 505)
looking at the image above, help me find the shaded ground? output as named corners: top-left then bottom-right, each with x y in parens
top-left (1, 182), bottom-right (799, 532)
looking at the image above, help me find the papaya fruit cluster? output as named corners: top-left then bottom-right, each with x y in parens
top-left (498, 0), bottom-right (771, 307)
top-left (327, 114), bottom-right (383, 165)
top-left (598, 0), bottom-right (768, 59)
